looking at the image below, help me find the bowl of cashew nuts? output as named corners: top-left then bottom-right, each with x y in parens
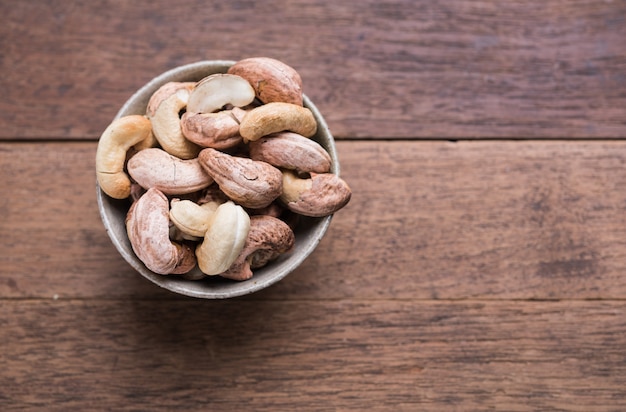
top-left (96, 58), bottom-right (351, 298)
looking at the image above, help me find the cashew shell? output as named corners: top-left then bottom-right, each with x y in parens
top-left (228, 57), bottom-right (303, 106)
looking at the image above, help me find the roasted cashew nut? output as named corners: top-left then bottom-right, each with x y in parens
top-left (180, 110), bottom-right (242, 149)
top-left (249, 131), bottom-right (331, 173)
top-left (198, 148), bottom-right (283, 209)
top-left (147, 81), bottom-right (201, 159)
top-left (169, 198), bottom-right (221, 239)
top-left (96, 115), bottom-right (153, 199)
top-left (227, 57), bottom-right (303, 106)
top-left (196, 201), bottom-right (250, 275)
top-left (221, 215), bottom-right (295, 281)
top-left (281, 170), bottom-right (352, 217)
top-left (238, 102), bottom-right (317, 143)
top-left (187, 73), bottom-right (256, 114)
top-left (127, 148), bottom-right (213, 195)
top-left (126, 188), bottom-right (197, 275)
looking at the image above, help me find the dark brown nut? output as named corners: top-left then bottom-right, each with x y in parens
top-left (220, 215), bottom-right (295, 281)
top-left (280, 170), bottom-right (352, 217)
top-left (126, 188), bottom-right (196, 275)
top-left (180, 110), bottom-right (242, 149)
top-left (249, 131), bottom-right (331, 173)
top-left (227, 57), bottom-right (303, 106)
top-left (198, 148), bottom-right (283, 209)
top-left (127, 148), bottom-right (213, 195)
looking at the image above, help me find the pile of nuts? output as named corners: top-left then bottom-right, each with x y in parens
top-left (96, 57), bottom-right (351, 281)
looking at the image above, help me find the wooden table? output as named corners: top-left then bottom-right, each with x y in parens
top-left (2, 1), bottom-right (626, 410)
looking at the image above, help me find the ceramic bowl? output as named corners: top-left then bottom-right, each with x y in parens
top-left (96, 60), bottom-right (338, 299)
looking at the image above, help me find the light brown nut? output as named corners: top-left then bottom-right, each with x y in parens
top-left (280, 170), bottom-right (352, 217)
top-left (169, 199), bottom-right (218, 238)
top-left (169, 219), bottom-right (200, 243)
top-left (221, 215), bottom-right (296, 281)
top-left (198, 148), bottom-right (283, 209)
top-left (96, 115), bottom-right (153, 199)
top-left (249, 131), bottom-right (331, 173)
top-left (227, 57), bottom-right (303, 106)
top-left (180, 110), bottom-right (242, 149)
top-left (196, 201), bottom-right (250, 276)
top-left (127, 148), bottom-right (213, 195)
top-left (238, 102), bottom-right (317, 143)
top-left (126, 188), bottom-right (196, 275)
top-left (146, 82), bottom-right (195, 118)
top-left (132, 130), bottom-right (159, 152)
top-left (146, 82), bottom-right (201, 159)
top-left (230, 106), bottom-right (249, 123)
top-left (187, 73), bottom-right (256, 114)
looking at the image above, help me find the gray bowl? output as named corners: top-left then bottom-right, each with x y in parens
top-left (96, 60), bottom-right (338, 299)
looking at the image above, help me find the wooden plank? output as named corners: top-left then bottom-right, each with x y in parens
top-left (1, 299), bottom-right (625, 411)
top-left (1, 1), bottom-right (624, 139)
top-left (2, 141), bottom-right (626, 300)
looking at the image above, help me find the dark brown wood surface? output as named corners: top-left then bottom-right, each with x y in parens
top-left (1, 1), bottom-right (625, 140)
top-left (2, 1), bottom-right (626, 410)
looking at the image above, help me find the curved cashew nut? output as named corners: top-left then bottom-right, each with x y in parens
top-left (280, 170), bottom-right (352, 217)
top-left (146, 81), bottom-right (195, 118)
top-left (96, 115), bottom-right (153, 199)
top-left (131, 131), bottom-right (159, 152)
top-left (238, 102), bottom-right (317, 143)
top-left (220, 215), bottom-right (295, 281)
top-left (169, 198), bottom-right (221, 238)
top-left (187, 73), bottom-right (256, 114)
top-left (126, 148), bottom-right (213, 195)
top-left (196, 201), bottom-right (251, 276)
top-left (126, 188), bottom-right (197, 275)
top-left (198, 148), bottom-right (283, 209)
top-left (147, 82), bottom-right (201, 159)
top-left (180, 110), bottom-right (242, 149)
top-left (249, 131), bottom-right (331, 173)
top-left (227, 57), bottom-right (303, 106)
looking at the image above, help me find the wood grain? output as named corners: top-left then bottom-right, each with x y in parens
top-left (1, 0), bottom-right (624, 140)
top-left (1, 299), bottom-right (624, 411)
top-left (3, 140), bottom-right (626, 300)
top-left (3, 2), bottom-right (625, 410)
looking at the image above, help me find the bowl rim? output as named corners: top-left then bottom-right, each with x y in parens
top-left (96, 60), bottom-right (338, 299)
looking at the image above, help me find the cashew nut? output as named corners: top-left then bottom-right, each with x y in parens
top-left (249, 131), bottom-right (331, 173)
top-left (127, 148), bottom-right (213, 195)
top-left (132, 130), bottom-right (159, 152)
top-left (96, 115), bottom-right (153, 199)
top-left (169, 198), bottom-right (221, 238)
top-left (220, 215), bottom-right (295, 281)
top-left (196, 201), bottom-right (251, 275)
top-left (187, 73), bottom-right (256, 114)
top-left (238, 102), bottom-right (317, 142)
top-left (147, 82), bottom-right (201, 159)
top-left (280, 170), bottom-right (352, 217)
top-left (227, 57), bottom-right (303, 106)
top-left (126, 188), bottom-right (197, 275)
top-left (198, 148), bottom-right (283, 209)
top-left (180, 110), bottom-right (242, 149)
